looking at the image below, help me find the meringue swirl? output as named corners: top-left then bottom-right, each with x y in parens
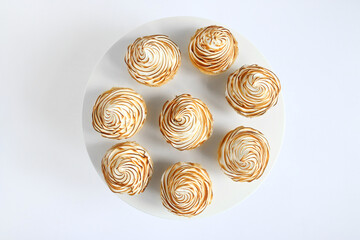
top-left (125, 35), bottom-right (181, 87)
top-left (218, 126), bottom-right (270, 182)
top-left (226, 64), bottom-right (281, 117)
top-left (92, 87), bottom-right (147, 140)
top-left (161, 162), bottom-right (213, 217)
top-left (189, 25), bottom-right (238, 75)
top-left (159, 94), bottom-right (213, 151)
top-left (102, 141), bottom-right (153, 195)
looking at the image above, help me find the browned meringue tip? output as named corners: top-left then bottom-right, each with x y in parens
top-left (217, 126), bottom-right (270, 182)
top-left (101, 141), bottom-right (153, 195)
top-left (160, 162), bottom-right (213, 217)
top-left (159, 94), bottom-right (213, 151)
top-left (92, 87), bottom-right (147, 140)
top-left (124, 34), bottom-right (181, 87)
top-left (188, 25), bottom-right (238, 75)
top-left (226, 64), bottom-right (281, 117)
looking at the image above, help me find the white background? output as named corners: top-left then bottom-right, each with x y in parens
top-left (1, 0), bottom-right (359, 239)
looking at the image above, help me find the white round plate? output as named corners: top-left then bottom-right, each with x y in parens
top-left (82, 16), bottom-right (285, 219)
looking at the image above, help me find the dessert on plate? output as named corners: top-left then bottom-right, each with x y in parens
top-left (125, 35), bottom-right (181, 87)
top-left (159, 94), bottom-right (213, 151)
top-left (92, 87), bottom-right (147, 139)
top-left (218, 126), bottom-right (270, 182)
top-left (188, 25), bottom-right (238, 75)
top-left (160, 162), bottom-right (213, 217)
top-left (226, 64), bottom-right (281, 117)
top-left (102, 141), bottom-right (153, 195)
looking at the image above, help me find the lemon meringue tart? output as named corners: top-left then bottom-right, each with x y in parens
top-left (92, 87), bottom-right (147, 139)
top-left (161, 162), bottom-right (213, 217)
top-left (218, 126), bottom-right (269, 182)
top-left (125, 35), bottom-right (181, 87)
top-left (226, 64), bottom-right (281, 117)
top-left (159, 94), bottom-right (213, 151)
top-left (189, 25), bottom-right (238, 75)
top-left (102, 141), bottom-right (153, 195)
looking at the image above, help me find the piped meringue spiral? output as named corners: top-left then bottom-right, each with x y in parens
top-left (189, 25), bottom-right (238, 75)
top-left (92, 87), bottom-right (147, 140)
top-left (161, 162), bottom-right (213, 217)
top-left (102, 141), bottom-right (153, 195)
top-left (159, 94), bottom-right (213, 151)
top-left (125, 35), bottom-right (181, 87)
top-left (226, 64), bottom-right (281, 117)
top-left (218, 126), bottom-right (270, 182)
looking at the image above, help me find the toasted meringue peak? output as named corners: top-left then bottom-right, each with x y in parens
top-left (161, 162), bottom-right (213, 217)
top-left (218, 126), bottom-right (269, 182)
top-left (188, 25), bottom-right (238, 75)
top-left (125, 35), bottom-right (181, 87)
top-left (92, 87), bottom-right (147, 139)
top-left (102, 141), bottom-right (153, 195)
top-left (226, 64), bottom-right (281, 117)
top-left (159, 94), bottom-right (213, 151)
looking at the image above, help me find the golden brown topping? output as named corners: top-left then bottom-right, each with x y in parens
top-left (102, 141), bottom-right (153, 195)
top-left (161, 162), bottom-right (213, 217)
top-left (218, 126), bottom-right (270, 182)
top-left (159, 94), bottom-right (213, 151)
top-left (92, 87), bottom-right (146, 139)
top-left (125, 35), bottom-right (181, 87)
top-left (226, 64), bottom-right (281, 117)
top-left (189, 25), bottom-right (238, 75)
